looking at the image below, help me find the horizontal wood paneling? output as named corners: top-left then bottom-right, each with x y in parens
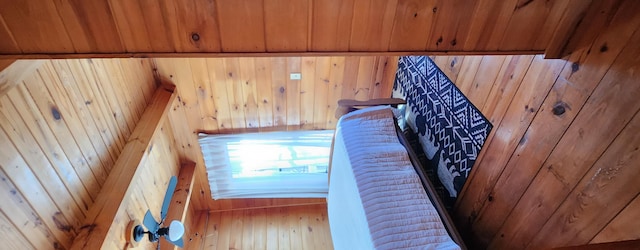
top-left (156, 56), bottom-right (398, 211)
top-left (189, 204), bottom-right (332, 250)
top-left (0, 0), bottom-right (628, 57)
top-left (0, 58), bottom-right (155, 249)
top-left (433, 3), bottom-right (640, 248)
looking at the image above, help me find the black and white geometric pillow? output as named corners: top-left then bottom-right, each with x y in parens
top-left (393, 56), bottom-right (492, 198)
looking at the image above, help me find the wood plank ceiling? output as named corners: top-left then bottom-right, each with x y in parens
top-left (0, 0), bottom-right (639, 249)
top-left (0, 58), bottom-right (162, 249)
top-left (430, 2), bottom-right (640, 247)
top-left (0, 0), bottom-right (596, 57)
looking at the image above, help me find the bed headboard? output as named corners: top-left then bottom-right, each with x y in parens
top-left (392, 56), bottom-right (493, 199)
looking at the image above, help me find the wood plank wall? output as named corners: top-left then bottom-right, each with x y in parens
top-left (0, 58), bottom-right (155, 249)
top-left (432, 2), bottom-right (640, 248)
top-left (156, 56), bottom-right (398, 211)
top-left (186, 204), bottom-right (332, 250)
top-left (0, 0), bottom-right (579, 56)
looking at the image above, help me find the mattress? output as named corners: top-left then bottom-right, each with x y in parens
top-left (328, 106), bottom-right (460, 250)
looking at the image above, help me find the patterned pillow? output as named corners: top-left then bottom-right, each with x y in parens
top-left (392, 56), bottom-right (493, 198)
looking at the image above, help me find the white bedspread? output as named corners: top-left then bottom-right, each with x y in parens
top-left (328, 106), bottom-right (460, 250)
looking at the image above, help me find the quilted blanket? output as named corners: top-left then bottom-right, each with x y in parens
top-left (328, 106), bottom-right (460, 250)
top-left (392, 56), bottom-right (493, 198)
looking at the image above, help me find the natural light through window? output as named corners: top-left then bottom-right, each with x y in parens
top-left (199, 130), bottom-right (333, 199)
top-left (228, 141), bottom-right (329, 178)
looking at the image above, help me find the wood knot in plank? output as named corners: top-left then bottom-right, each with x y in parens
top-left (52, 212), bottom-right (73, 232)
top-left (436, 36), bottom-right (443, 46)
top-left (191, 32), bottom-right (200, 42)
top-left (552, 101), bottom-right (568, 116)
top-left (571, 62), bottom-right (579, 73)
top-left (51, 106), bottom-right (62, 120)
top-left (600, 43), bottom-right (608, 52)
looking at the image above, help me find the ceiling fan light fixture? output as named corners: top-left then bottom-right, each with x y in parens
top-left (168, 220), bottom-right (185, 241)
top-left (125, 176), bottom-right (185, 247)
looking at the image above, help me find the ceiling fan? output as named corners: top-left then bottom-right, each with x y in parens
top-left (126, 176), bottom-right (185, 248)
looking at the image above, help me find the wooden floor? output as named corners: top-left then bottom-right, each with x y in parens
top-left (187, 204), bottom-right (333, 250)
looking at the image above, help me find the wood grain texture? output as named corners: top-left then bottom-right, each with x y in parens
top-left (159, 162), bottom-right (196, 250)
top-left (544, 0), bottom-right (594, 58)
top-left (462, 0), bottom-right (516, 51)
top-left (0, 58), bottom-right (154, 249)
top-left (0, 0), bottom-right (608, 56)
top-left (264, 0), bottom-right (308, 52)
top-left (0, 0), bottom-right (73, 53)
top-left (166, 88), bottom-right (211, 219)
top-left (188, 209), bottom-right (209, 249)
top-left (349, 0), bottom-right (397, 51)
top-left (454, 55), bottom-right (567, 247)
top-left (197, 204), bottom-right (332, 250)
top-left (528, 110), bottom-right (640, 248)
top-left (553, 240), bottom-right (640, 250)
top-left (170, 0), bottom-right (222, 52)
top-left (549, 0), bottom-right (627, 58)
top-left (0, 17), bottom-right (19, 53)
top-left (108, 0), bottom-right (154, 52)
top-left (592, 194), bottom-right (640, 243)
top-left (311, 0), bottom-right (354, 51)
top-left (489, 6), bottom-right (640, 249)
top-left (54, 0), bottom-right (123, 53)
top-left (461, 56), bottom-right (505, 108)
top-left (71, 86), bottom-right (177, 249)
top-left (498, 0), bottom-right (562, 51)
top-left (425, 0), bottom-right (477, 51)
top-left (429, 3), bottom-right (640, 247)
top-left (216, 0), bottom-right (266, 52)
top-left (468, 6), bottom-right (640, 247)
top-left (388, 0), bottom-right (437, 51)
top-left (105, 118), bottom-right (180, 250)
top-left (0, 60), bottom-right (44, 98)
top-left (285, 57), bottom-right (301, 128)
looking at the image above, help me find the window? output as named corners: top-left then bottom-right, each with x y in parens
top-left (199, 130), bottom-right (333, 199)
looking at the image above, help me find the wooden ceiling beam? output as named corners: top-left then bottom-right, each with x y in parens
top-left (545, 0), bottom-right (627, 59)
top-left (70, 84), bottom-right (176, 250)
top-left (0, 59), bottom-right (44, 97)
top-left (0, 50), bottom-right (543, 60)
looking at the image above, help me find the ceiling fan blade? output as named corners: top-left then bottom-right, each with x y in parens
top-left (160, 176), bottom-right (178, 222)
top-left (167, 237), bottom-right (184, 248)
top-left (143, 210), bottom-right (159, 233)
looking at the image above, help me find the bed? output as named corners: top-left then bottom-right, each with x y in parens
top-left (328, 103), bottom-right (466, 250)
